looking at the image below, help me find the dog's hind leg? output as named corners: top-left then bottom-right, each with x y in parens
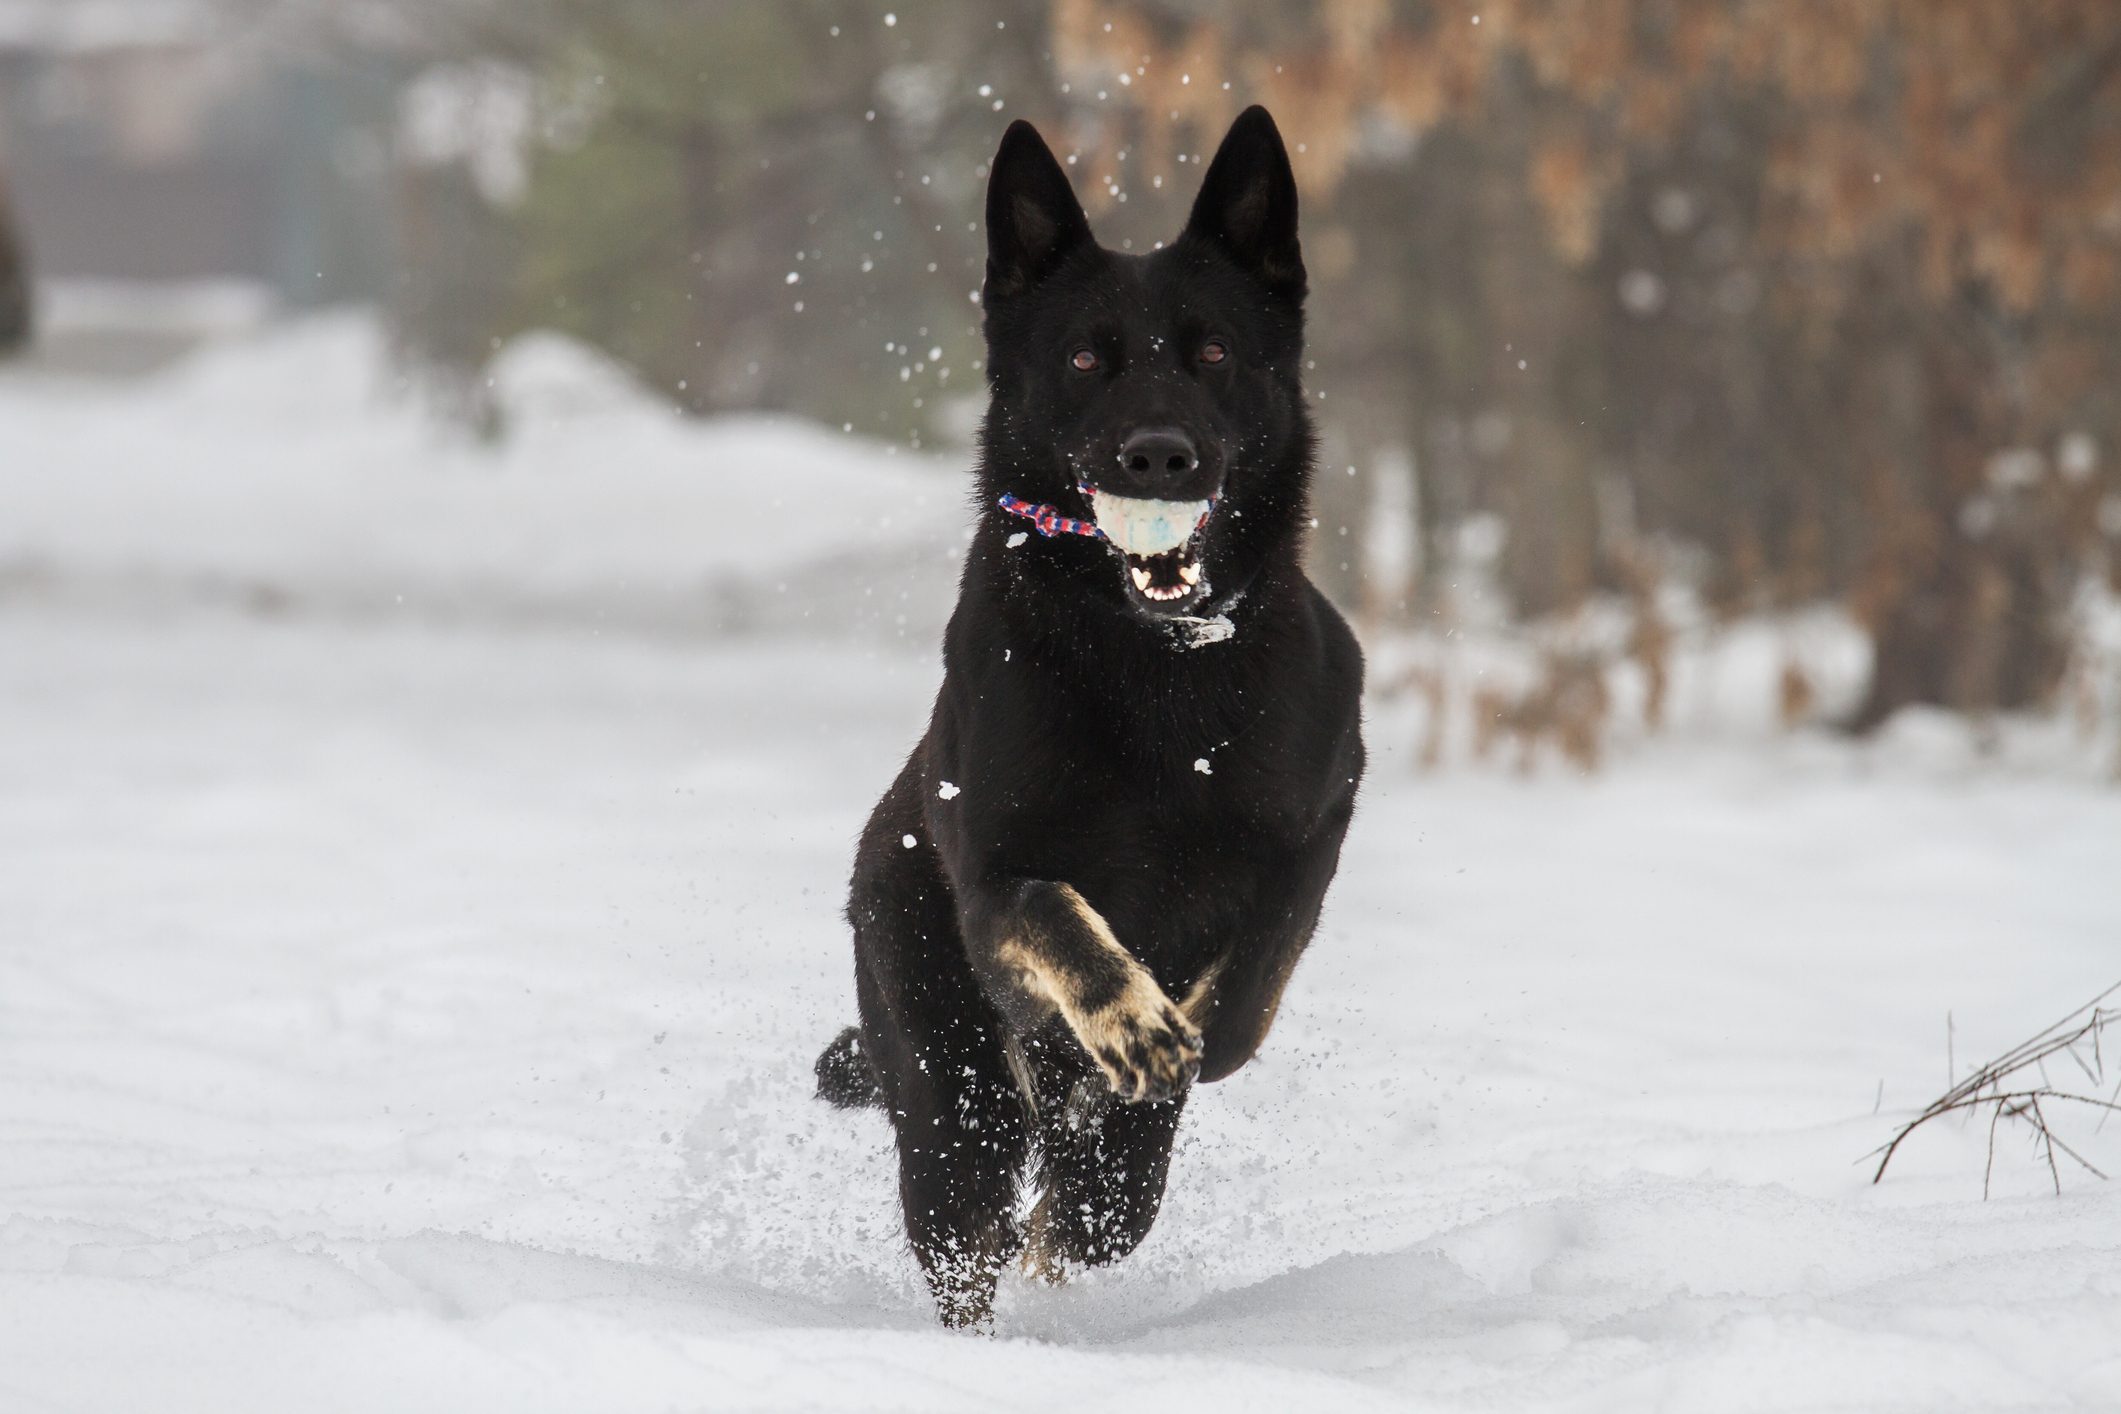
top-left (857, 955), bottom-right (1031, 1324)
top-left (882, 1031), bottom-right (1030, 1326)
top-left (1023, 1081), bottom-right (1187, 1278)
top-left (855, 931), bottom-right (1031, 1328)
top-left (848, 763), bottom-right (1033, 1328)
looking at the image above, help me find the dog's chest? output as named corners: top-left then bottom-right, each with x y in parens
top-left (1043, 752), bottom-right (1307, 963)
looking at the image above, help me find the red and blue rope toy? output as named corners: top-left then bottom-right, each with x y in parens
top-left (998, 483), bottom-right (1215, 541)
top-left (998, 483), bottom-right (1104, 539)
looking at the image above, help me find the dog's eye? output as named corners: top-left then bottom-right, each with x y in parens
top-left (1200, 340), bottom-right (1229, 365)
top-left (1070, 349), bottom-right (1099, 373)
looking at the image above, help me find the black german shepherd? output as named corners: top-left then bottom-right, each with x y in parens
top-left (815, 107), bottom-right (1364, 1328)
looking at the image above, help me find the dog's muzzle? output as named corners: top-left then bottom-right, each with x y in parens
top-left (998, 481), bottom-right (1220, 614)
top-left (1086, 488), bottom-right (1211, 604)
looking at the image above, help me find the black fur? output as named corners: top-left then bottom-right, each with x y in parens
top-left (819, 107), bottom-right (1364, 1328)
top-left (813, 1025), bottom-right (885, 1110)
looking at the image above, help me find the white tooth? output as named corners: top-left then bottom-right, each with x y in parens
top-left (1131, 565), bottom-right (1152, 592)
top-left (1178, 561), bottom-right (1201, 586)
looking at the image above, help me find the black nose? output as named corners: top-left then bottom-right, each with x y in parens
top-left (1118, 428), bottom-right (1197, 478)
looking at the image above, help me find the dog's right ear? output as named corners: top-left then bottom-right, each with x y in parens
top-left (1182, 106), bottom-right (1304, 298)
top-left (984, 120), bottom-right (1092, 303)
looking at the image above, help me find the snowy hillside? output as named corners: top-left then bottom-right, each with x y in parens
top-left (0, 318), bottom-right (964, 639)
top-left (2, 322), bottom-right (2118, 1412)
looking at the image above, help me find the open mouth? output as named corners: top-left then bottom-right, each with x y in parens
top-left (1082, 487), bottom-right (1212, 609)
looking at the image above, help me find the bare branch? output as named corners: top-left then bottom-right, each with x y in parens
top-left (1871, 982), bottom-right (2121, 1195)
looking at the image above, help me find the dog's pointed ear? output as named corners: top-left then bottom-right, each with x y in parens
top-left (1182, 106), bottom-right (1304, 297)
top-left (984, 120), bottom-right (1092, 302)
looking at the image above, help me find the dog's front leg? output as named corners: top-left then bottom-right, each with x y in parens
top-left (1171, 797), bottom-right (1359, 1084)
top-left (963, 881), bottom-right (1202, 1104)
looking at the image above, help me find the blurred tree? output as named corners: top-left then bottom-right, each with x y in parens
top-left (371, 0), bottom-right (2121, 732)
top-left (0, 173), bottom-right (28, 354)
top-left (391, 0), bottom-right (1055, 436)
top-left (1054, 0), bottom-right (2121, 728)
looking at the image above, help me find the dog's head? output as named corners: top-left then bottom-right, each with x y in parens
top-left (977, 107), bottom-right (1312, 622)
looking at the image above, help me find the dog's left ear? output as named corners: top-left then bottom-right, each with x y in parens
top-left (985, 120), bottom-right (1093, 303)
top-left (1182, 106), bottom-right (1304, 297)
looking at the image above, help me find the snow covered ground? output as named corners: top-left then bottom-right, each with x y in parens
top-left (3, 321), bottom-right (2119, 1412)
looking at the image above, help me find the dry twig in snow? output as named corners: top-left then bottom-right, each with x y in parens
top-left (1870, 981), bottom-right (2121, 1197)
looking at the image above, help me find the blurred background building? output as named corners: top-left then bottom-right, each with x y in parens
top-left (3, 0), bottom-right (2119, 760)
top-left (0, 0), bottom-right (397, 366)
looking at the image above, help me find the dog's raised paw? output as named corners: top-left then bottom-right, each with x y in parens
top-left (1080, 979), bottom-right (1203, 1104)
